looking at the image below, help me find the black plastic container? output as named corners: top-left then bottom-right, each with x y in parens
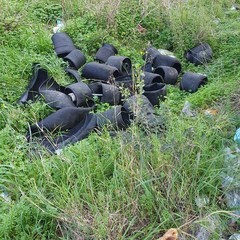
top-left (96, 106), bottom-right (131, 130)
top-left (94, 43), bottom-right (118, 63)
top-left (141, 71), bottom-right (163, 85)
top-left (88, 82), bottom-right (120, 105)
top-left (28, 107), bottom-right (92, 138)
top-left (49, 113), bottom-right (97, 153)
top-left (115, 75), bottom-right (133, 92)
top-left (106, 56), bottom-right (132, 75)
top-left (141, 62), bottom-right (153, 72)
top-left (40, 90), bottom-right (75, 109)
top-left (185, 43), bottom-right (213, 65)
top-left (38, 113), bottom-right (97, 153)
top-left (65, 68), bottom-right (81, 82)
top-left (153, 66), bottom-right (178, 85)
top-left (143, 83), bottom-right (167, 106)
top-left (63, 49), bottom-right (86, 69)
top-left (82, 62), bottom-right (120, 82)
top-left (142, 46), bottom-right (160, 63)
top-left (18, 64), bottom-right (60, 104)
top-left (51, 32), bottom-right (76, 58)
top-left (64, 82), bottom-right (93, 107)
top-left (180, 72), bottom-right (208, 93)
top-left (123, 95), bottom-right (154, 119)
top-left (153, 55), bottom-right (182, 74)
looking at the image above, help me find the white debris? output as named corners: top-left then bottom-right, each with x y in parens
top-left (181, 101), bottom-right (197, 117)
top-left (0, 192), bottom-right (11, 203)
top-left (229, 234), bottom-right (240, 240)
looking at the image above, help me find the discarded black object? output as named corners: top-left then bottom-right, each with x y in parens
top-left (153, 54), bottom-right (182, 74)
top-left (51, 32), bottom-right (76, 58)
top-left (28, 107), bottom-right (92, 139)
top-left (185, 43), bottom-right (213, 65)
top-left (96, 106), bottom-right (132, 130)
top-left (141, 62), bottom-right (153, 72)
top-left (88, 82), bottom-right (120, 105)
top-left (18, 64), bottom-right (60, 104)
top-left (36, 106), bottom-right (133, 153)
top-left (94, 43), bottom-right (118, 63)
top-left (123, 95), bottom-right (165, 130)
top-left (64, 82), bottom-right (93, 107)
top-left (40, 90), bottom-right (75, 109)
top-left (180, 72), bottom-right (208, 93)
top-left (115, 75), bottom-right (133, 92)
top-left (82, 62), bottom-right (120, 82)
top-left (153, 66), bottom-right (178, 85)
top-left (42, 113), bottom-right (97, 153)
top-left (143, 46), bottom-right (161, 63)
top-left (143, 83), bottom-right (167, 106)
top-left (63, 49), bottom-right (86, 69)
top-left (141, 71), bottom-right (163, 85)
top-left (64, 68), bottom-right (81, 82)
top-left (106, 56), bottom-right (132, 75)
top-left (123, 95), bottom-right (154, 118)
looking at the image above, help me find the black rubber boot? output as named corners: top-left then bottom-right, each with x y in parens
top-left (153, 66), bottom-right (178, 85)
top-left (28, 107), bottom-right (92, 139)
top-left (64, 82), bottom-right (93, 107)
top-left (143, 83), bottom-right (167, 106)
top-left (51, 32), bottom-right (76, 58)
top-left (141, 71), bottom-right (163, 85)
top-left (65, 68), bottom-right (81, 82)
top-left (94, 43), bottom-right (118, 63)
top-left (82, 62), bottom-right (120, 82)
top-left (96, 106), bottom-right (132, 130)
top-left (185, 43), bottom-right (213, 65)
top-left (106, 56), bottom-right (132, 76)
top-left (152, 54), bottom-right (182, 74)
top-left (63, 49), bottom-right (86, 69)
top-left (18, 64), bottom-right (60, 104)
top-left (180, 72), bottom-right (208, 93)
top-left (88, 82), bottom-right (120, 105)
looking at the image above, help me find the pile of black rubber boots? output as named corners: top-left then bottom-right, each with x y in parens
top-left (18, 32), bottom-right (213, 153)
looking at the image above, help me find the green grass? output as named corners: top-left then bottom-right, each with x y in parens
top-left (0, 0), bottom-right (240, 239)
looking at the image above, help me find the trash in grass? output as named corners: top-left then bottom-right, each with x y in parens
top-left (195, 195), bottom-right (210, 208)
top-left (213, 18), bottom-right (221, 24)
top-left (204, 108), bottom-right (218, 117)
top-left (222, 148), bottom-right (240, 221)
top-left (222, 176), bottom-right (240, 217)
top-left (0, 191), bottom-right (11, 203)
top-left (234, 128), bottom-right (240, 144)
top-left (137, 24), bottom-right (147, 34)
top-left (229, 233), bottom-right (240, 240)
top-left (53, 19), bottom-right (64, 33)
top-left (181, 101), bottom-right (197, 117)
top-left (230, 4), bottom-right (240, 11)
top-left (17, 31), bottom-right (211, 152)
top-left (194, 216), bottom-right (222, 240)
top-left (180, 72), bottom-right (208, 93)
top-left (185, 43), bottom-right (213, 65)
top-left (158, 228), bottom-right (178, 240)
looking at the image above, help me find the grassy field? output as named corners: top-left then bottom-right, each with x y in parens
top-left (0, 0), bottom-right (240, 239)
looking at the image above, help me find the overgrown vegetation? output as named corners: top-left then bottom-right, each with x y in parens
top-left (0, 0), bottom-right (240, 239)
